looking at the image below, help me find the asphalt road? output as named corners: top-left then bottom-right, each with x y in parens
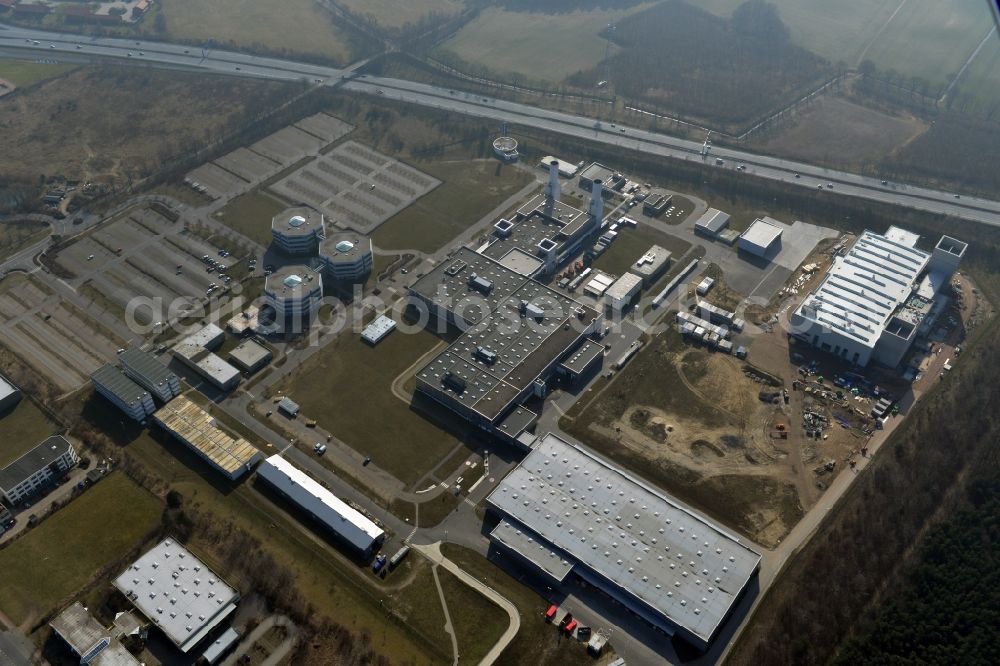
top-left (3, 23), bottom-right (1000, 228)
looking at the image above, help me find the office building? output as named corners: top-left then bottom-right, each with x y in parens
top-left (271, 207), bottom-right (324, 255)
top-left (118, 348), bottom-right (181, 403)
top-left (0, 435), bottom-right (78, 504)
top-left (320, 231), bottom-right (374, 282)
top-left (91, 365), bottom-right (155, 421)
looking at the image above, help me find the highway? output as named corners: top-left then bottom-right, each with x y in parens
top-left (3, 22), bottom-right (1000, 228)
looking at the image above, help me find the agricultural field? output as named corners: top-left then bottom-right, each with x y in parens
top-left (698, 0), bottom-right (997, 92)
top-left (339, 0), bottom-right (463, 29)
top-left (753, 95), bottom-right (929, 168)
top-left (0, 66), bottom-right (294, 189)
top-left (955, 33), bottom-right (1000, 111)
top-left (0, 472), bottom-right (162, 626)
top-left (157, 0), bottom-right (355, 64)
top-left (436, 4), bottom-right (654, 83)
top-left (0, 60), bottom-right (77, 89)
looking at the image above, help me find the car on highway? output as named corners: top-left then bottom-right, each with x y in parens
top-left (881, 180), bottom-right (888, 185)
top-left (313, 443), bottom-right (327, 455)
top-left (827, 182), bottom-right (833, 188)
top-left (817, 183), bottom-right (824, 189)
top-left (49, 44), bottom-right (55, 49)
top-left (76, 45), bottom-right (81, 49)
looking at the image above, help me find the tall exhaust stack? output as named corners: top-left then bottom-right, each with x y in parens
top-left (589, 178), bottom-right (604, 223)
top-left (545, 160), bottom-right (561, 203)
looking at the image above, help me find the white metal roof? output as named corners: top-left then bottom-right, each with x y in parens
top-left (361, 315), bottom-right (396, 343)
top-left (256, 455), bottom-right (384, 550)
top-left (487, 433), bottom-right (760, 644)
top-left (113, 539), bottom-right (239, 653)
top-left (796, 229), bottom-right (930, 348)
top-left (739, 218), bottom-right (782, 249)
top-left (605, 273), bottom-right (643, 301)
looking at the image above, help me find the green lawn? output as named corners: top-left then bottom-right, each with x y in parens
top-left (0, 472), bottom-right (162, 626)
top-left (0, 397), bottom-right (57, 468)
top-left (0, 60), bottom-right (77, 88)
top-left (269, 321), bottom-right (466, 487)
top-left (436, 5), bottom-right (654, 83)
top-left (75, 392), bottom-right (443, 665)
top-left (338, 0), bottom-right (462, 29)
top-left (440, 544), bottom-right (609, 666)
top-left (591, 222), bottom-right (691, 278)
top-left (158, 0), bottom-right (354, 64)
top-left (438, 566), bottom-right (509, 666)
top-left (213, 191), bottom-right (287, 248)
top-left (373, 159), bottom-right (534, 253)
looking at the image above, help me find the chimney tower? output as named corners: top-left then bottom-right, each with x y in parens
top-left (545, 160), bottom-right (561, 203)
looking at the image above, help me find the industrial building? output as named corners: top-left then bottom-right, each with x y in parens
top-left (152, 395), bottom-right (260, 480)
top-left (578, 162), bottom-right (625, 192)
top-left (182, 323), bottom-right (225, 351)
top-left (228, 339), bottom-right (272, 374)
top-left (271, 207), bottom-right (324, 255)
top-left (557, 340), bottom-right (605, 383)
top-left (539, 155), bottom-right (578, 178)
top-left (91, 365), bottom-right (156, 421)
top-left (118, 348), bottom-right (181, 403)
top-left (694, 209), bottom-right (730, 238)
top-left (0, 373), bottom-right (22, 413)
top-left (0, 435), bottom-right (79, 504)
top-left (361, 315), bottom-right (396, 345)
top-left (113, 539), bottom-right (240, 653)
top-left (494, 406), bottom-right (539, 448)
top-left (410, 248), bottom-right (601, 430)
top-left (480, 179), bottom-right (604, 277)
top-left (738, 218), bottom-right (783, 258)
top-left (790, 226), bottom-right (966, 367)
top-left (605, 273), bottom-right (643, 314)
top-left (584, 272), bottom-right (616, 299)
top-left (50, 602), bottom-right (142, 666)
top-left (256, 455), bottom-right (385, 558)
top-left (628, 245), bottom-right (672, 286)
top-left (320, 231), bottom-right (374, 282)
top-left (643, 193), bottom-right (672, 216)
top-left (173, 345), bottom-right (241, 391)
top-left (264, 266), bottom-right (323, 320)
top-left (486, 433), bottom-right (761, 652)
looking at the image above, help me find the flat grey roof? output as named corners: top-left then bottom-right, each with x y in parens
top-left (271, 206), bottom-right (323, 238)
top-left (113, 538), bottom-right (240, 653)
top-left (417, 281), bottom-right (599, 421)
top-left (321, 230), bottom-right (371, 262)
top-left (487, 433), bottom-right (761, 645)
top-left (228, 340), bottom-right (271, 369)
top-left (91, 365), bottom-right (150, 407)
top-left (50, 602), bottom-right (140, 666)
top-left (265, 265), bottom-right (323, 299)
top-left (492, 518), bottom-right (574, 581)
top-left (200, 627), bottom-right (240, 664)
top-left (495, 248), bottom-right (545, 277)
top-left (740, 218), bottom-right (783, 249)
top-left (182, 324), bottom-right (225, 349)
top-left (695, 209), bottom-right (730, 233)
top-left (630, 245), bottom-right (671, 278)
top-left (579, 162), bottom-right (622, 185)
top-left (0, 435), bottom-right (72, 491)
top-left (496, 406), bottom-right (537, 438)
top-left (119, 349), bottom-right (177, 391)
top-left (409, 247), bottom-right (530, 326)
top-left (559, 340), bottom-right (604, 376)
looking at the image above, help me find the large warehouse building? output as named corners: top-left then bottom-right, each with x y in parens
top-left (410, 248), bottom-right (601, 432)
top-left (256, 455), bottom-right (384, 559)
top-left (152, 395), bottom-right (260, 480)
top-left (114, 539), bottom-right (240, 653)
top-left (119, 348), bottom-right (181, 403)
top-left (738, 217), bottom-right (783, 258)
top-left (486, 433), bottom-right (761, 652)
top-left (790, 227), bottom-right (966, 367)
top-left (91, 364), bottom-right (156, 421)
top-left (0, 374), bottom-right (22, 413)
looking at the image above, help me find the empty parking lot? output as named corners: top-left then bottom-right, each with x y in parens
top-left (269, 141), bottom-right (440, 233)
